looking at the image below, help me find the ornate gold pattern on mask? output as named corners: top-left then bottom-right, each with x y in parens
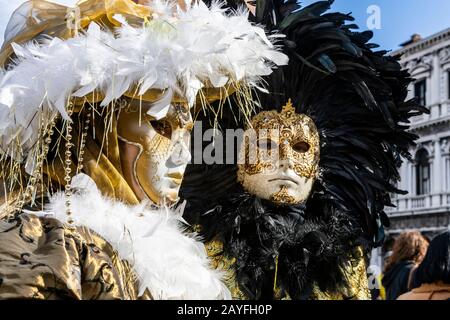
top-left (143, 134), bottom-right (172, 157)
top-left (270, 186), bottom-right (297, 205)
top-left (238, 99), bottom-right (320, 180)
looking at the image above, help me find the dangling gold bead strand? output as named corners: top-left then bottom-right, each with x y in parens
top-left (14, 116), bottom-right (57, 214)
top-left (76, 106), bottom-right (92, 174)
top-left (64, 103), bottom-right (75, 226)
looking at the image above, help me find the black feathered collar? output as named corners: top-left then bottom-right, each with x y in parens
top-left (197, 187), bottom-right (363, 300)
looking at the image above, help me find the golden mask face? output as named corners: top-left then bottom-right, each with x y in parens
top-left (117, 101), bottom-right (193, 205)
top-left (238, 100), bottom-right (320, 205)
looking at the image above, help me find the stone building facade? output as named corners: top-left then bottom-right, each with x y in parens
top-left (371, 28), bottom-right (450, 268)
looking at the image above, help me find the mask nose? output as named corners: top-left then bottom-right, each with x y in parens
top-left (170, 138), bottom-right (191, 166)
top-left (279, 158), bottom-right (294, 171)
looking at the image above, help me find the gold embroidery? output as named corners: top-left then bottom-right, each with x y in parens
top-left (0, 214), bottom-right (148, 300)
top-left (311, 247), bottom-right (371, 300)
top-left (270, 186), bottom-right (297, 205)
top-left (206, 238), bottom-right (370, 300)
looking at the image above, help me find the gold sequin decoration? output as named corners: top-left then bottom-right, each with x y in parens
top-left (270, 186), bottom-right (297, 205)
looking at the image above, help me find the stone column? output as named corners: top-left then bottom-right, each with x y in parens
top-left (399, 162), bottom-right (406, 191)
top-left (444, 140), bottom-right (450, 192)
top-left (411, 162), bottom-right (415, 195)
top-left (441, 140), bottom-right (449, 193)
top-left (447, 156), bottom-right (450, 192)
top-left (433, 139), bottom-right (442, 194)
top-left (405, 161), bottom-right (411, 193)
top-left (431, 53), bottom-right (441, 106)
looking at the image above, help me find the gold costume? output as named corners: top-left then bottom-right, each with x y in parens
top-left (0, 0), bottom-right (151, 67)
top-left (0, 102), bottom-right (151, 299)
top-left (0, 214), bottom-right (150, 299)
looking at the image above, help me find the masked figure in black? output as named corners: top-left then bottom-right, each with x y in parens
top-left (181, 0), bottom-right (428, 300)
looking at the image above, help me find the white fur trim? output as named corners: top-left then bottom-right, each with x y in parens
top-left (39, 174), bottom-right (231, 300)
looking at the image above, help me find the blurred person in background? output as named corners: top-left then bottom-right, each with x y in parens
top-left (370, 248), bottom-right (394, 300)
top-left (370, 241), bottom-right (393, 300)
top-left (398, 231), bottom-right (450, 300)
top-left (382, 231), bottom-right (429, 300)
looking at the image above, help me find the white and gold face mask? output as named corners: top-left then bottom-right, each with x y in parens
top-left (238, 100), bottom-right (320, 205)
top-left (117, 101), bottom-right (193, 205)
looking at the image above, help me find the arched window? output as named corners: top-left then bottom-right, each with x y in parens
top-left (416, 149), bottom-right (430, 195)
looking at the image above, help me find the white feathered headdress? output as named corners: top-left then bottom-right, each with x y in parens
top-left (0, 0), bottom-right (288, 164)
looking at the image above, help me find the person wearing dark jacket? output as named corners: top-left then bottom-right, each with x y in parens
top-left (398, 231), bottom-right (450, 300)
top-left (382, 231), bottom-right (429, 300)
top-left (382, 261), bottom-right (416, 300)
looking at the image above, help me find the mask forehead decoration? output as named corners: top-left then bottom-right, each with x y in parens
top-left (238, 100), bottom-right (320, 205)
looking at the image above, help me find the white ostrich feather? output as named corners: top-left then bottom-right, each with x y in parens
top-left (32, 173), bottom-right (231, 300)
top-left (0, 0), bottom-right (288, 164)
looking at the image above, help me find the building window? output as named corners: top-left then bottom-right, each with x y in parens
top-left (414, 79), bottom-right (427, 106)
top-left (416, 149), bottom-right (430, 195)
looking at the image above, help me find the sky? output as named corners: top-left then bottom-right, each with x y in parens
top-left (301, 0), bottom-right (450, 51)
top-left (0, 0), bottom-right (449, 51)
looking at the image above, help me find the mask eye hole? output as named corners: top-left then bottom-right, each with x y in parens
top-left (257, 138), bottom-right (278, 150)
top-left (150, 120), bottom-right (172, 139)
top-left (293, 141), bottom-right (310, 153)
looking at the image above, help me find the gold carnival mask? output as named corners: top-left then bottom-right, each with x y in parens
top-left (117, 100), bottom-right (193, 205)
top-left (238, 100), bottom-right (320, 205)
